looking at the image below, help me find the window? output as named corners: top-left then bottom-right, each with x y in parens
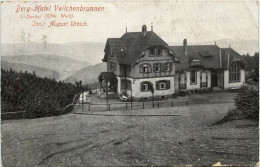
top-left (141, 81), bottom-right (153, 92)
top-left (154, 63), bottom-right (160, 72)
top-left (156, 80), bottom-right (170, 90)
top-left (190, 70), bottom-right (196, 84)
top-left (141, 82), bottom-right (149, 92)
top-left (159, 82), bottom-right (166, 90)
top-left (150, 48), bottom-right (155, 56)
top-left (143, 64), bottom-right (148, 72)
top-left (229, 63), bottom-right (240, 83)
top-left (110, 62), bottom-right (116, 71)
top-left (140, 64), bottom-right (151, 73)
top-left (157, 48), bottom-right (162, 56)
top-left (165, 63), bottom-right (171, 71)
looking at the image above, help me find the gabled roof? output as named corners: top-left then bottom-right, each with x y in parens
top-left (220, 48), bottom-right (247, 69)
top-left (98, 72), bottom-right (116, 83)
top-left (103, 31), bottom-right (176, 65)
top-left (170, 45), bottom-right (245, 71)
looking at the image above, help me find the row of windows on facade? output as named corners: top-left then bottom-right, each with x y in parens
top-left (110, 48), bottom-right (162, 58)
top-left (141, 80), bottom-right (170, 92)
top-left (149, 48), bottom-right (162, 57)
top-left (110, 62), bottom-right (172, 73)
top-left (140, 63), bottom-right (172, 73)
top-left (121, 80), bottom-right (171, 92)
top-left (179, 70), bottom-right (208, 84)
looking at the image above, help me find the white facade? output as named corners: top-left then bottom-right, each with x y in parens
top-left (223, 69), bottom-right (245, 89)
top-left (118, 76), bottom-right (175, 99)
top-left (175, 70), bottom-right (211, 91)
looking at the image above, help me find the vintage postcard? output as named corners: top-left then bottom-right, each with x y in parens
top-left (1, 0), bottom-right (259, 166)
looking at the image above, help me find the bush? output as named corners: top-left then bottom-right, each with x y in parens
top-left (233, 84), bottom-right (259, 119)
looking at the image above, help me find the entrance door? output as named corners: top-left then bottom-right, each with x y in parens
top-left (211, 70), bottom-right (218, 87)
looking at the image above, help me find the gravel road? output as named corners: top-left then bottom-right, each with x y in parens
top-left (2, 103), bottom-right (258, 166)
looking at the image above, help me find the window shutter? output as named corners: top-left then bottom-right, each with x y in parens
top-left (149, 64), bottom-right (152, 73)
top-left (169, 62), bottom-right (172, 71)
top-left (161, 63), bottom-right (165, 72)
top-left (156, 81), bottom-right (159, 90)
top-left (166, 80), bottom-right (170, 89)
top-left (153, 63), bottom-right (156, 72)
top-left (140, 64), bottom-right (143, 73)
top-left (140, 82), bottom-right (143, 92)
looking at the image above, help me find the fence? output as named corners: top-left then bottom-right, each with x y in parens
top-left (73, 97), bottom-right (235, 113)
top-left (73, 99), bottom-right (206, 113)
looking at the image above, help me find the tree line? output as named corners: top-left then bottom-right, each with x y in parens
top-left (1, 69), bottom-right (84, 119)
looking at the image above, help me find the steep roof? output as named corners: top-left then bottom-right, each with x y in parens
top-left (98, 72), bottom-right (116, 83)
top-left (170, 45), bottom-right (245, 71)
top-left (220, 48), bottom-right (247, 69)
top-left (103, 31), bottom-right (176, 65)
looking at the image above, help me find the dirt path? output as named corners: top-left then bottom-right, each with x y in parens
top-left (1, 103), bottom-right (258, 166)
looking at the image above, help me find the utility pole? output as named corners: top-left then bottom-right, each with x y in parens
top-left (106, 83), bottom-right (108, 110)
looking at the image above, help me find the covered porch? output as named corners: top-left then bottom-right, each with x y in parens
top-left (98, 72), bottom-right (118, 97)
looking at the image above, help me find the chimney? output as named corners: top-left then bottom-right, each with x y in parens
top-left (142, 25), bottom-right (147, 37)
top-left (183, 39), bottom-right (187, 56)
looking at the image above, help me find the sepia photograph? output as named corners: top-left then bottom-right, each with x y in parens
top-left (1, 0), bottom-right (259, 166)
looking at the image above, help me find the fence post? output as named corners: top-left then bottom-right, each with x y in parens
top-left (143, 102), bottom-right (144, 109)
top-left (158, 102), bottom-right (159, 108)
top-left (186, 101), bottom-right (188, 107)
top-left (88, 104), bottom-right (90, 111)
top-left (109, 104), bottom-right (110, 111)
top-left (126, 103), bottom-right (127, 110)
top-left (171, 102), bottom-right (173, 107)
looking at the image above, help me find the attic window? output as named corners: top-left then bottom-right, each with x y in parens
top-left (157, 48), bottom-right (162, 56)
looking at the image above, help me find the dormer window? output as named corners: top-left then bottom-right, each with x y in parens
top-left (150, 48), bottom-right (155, 57)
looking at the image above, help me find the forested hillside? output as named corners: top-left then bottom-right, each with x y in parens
top-left (1, 69), bottom-right (81, 119)
top-left (1, 61), bottom-right (60, 80)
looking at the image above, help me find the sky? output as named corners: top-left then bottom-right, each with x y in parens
top-left (1, 0), bottom-right (259, 44)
